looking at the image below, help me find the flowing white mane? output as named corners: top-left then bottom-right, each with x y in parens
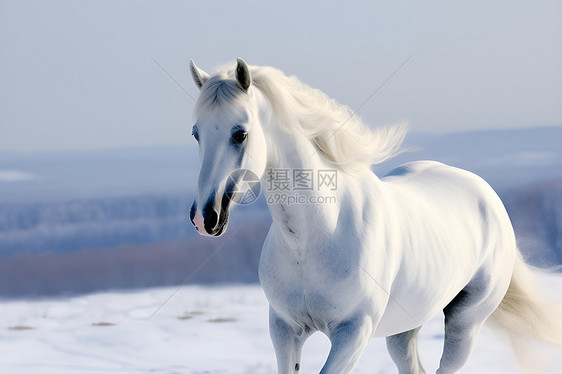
top-left (197, 63), bottom-right (407, 172)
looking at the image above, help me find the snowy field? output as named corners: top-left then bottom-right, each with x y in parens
top-left (1, 274), bottom-right (561, 374)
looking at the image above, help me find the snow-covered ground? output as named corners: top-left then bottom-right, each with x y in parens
top-left (2, 274), bottom-right (561, 374)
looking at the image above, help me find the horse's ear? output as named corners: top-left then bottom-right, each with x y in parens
top-left (189, 59), bottom-right (210, 89)
top-left (235, 58), bottom-right (251, 92)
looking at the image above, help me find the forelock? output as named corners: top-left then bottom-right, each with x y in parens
top-left (195, 73), bottom-right (246, 116)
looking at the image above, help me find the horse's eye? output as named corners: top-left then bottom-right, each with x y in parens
top-left (191, 128), bottom-right (199, 142)
top-left (232, 130), bottom-right (247, 144)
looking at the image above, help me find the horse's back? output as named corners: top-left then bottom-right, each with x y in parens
top-left (384, 160), bottom-right (480, 185)
top-left (382, 160), bottom-right (505, 210)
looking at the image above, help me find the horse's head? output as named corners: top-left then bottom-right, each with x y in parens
top-left (189, 58), bottom-right (268, 236)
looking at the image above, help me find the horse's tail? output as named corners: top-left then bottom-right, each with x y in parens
top-left (488, 251), bottom-right (562, 367)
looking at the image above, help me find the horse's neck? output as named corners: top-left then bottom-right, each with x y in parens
top-left (262, 123), bottom-right (358, 248)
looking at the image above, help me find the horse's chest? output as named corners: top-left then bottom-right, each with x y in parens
top-left (261, 275), bottom-right (351, 332)
top-left (259, 242), bottom-right (362, 331)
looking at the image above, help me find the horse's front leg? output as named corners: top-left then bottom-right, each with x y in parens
top-left (269, 307), bottom-right (308, 374)
top-left (320, 314), bottom-right (374, 374)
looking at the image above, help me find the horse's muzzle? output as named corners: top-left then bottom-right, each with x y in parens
top-left (190, 199), bottom-right (229, 237)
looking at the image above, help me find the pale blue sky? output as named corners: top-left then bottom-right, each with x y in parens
top-left (1, 0), bottom-right (561, 152)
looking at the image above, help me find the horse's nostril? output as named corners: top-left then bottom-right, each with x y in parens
top-left (202, 199), bottom-right (220, 234)
top-left (206, 210), bottom-right (218, 230)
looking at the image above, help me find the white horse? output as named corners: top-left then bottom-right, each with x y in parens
top-left (188, 58), bottom-right (562, 373)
